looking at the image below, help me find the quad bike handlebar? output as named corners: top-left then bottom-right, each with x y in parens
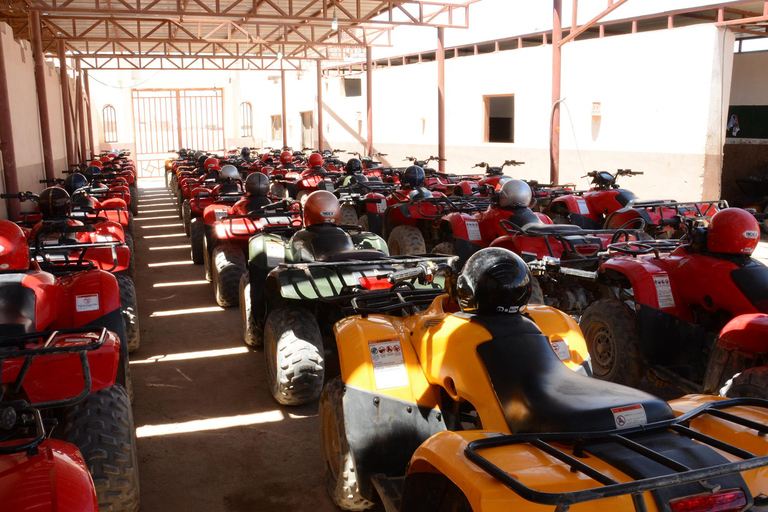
top-left (0, 191), bottom-right (38, 202)
top-left (387, 259), bottom-right (454, 284)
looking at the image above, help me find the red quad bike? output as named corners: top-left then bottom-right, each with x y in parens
top-left (183, 167), bottom-right (244, 237)
top-left (291, 163), bottom-right (338, 203)
top-left (0, 219), bottom-right (139, 512)
top-left (266, 150), bottom-right (307, 199)
top-left (78, 164), bottom-right (136, 217)
top-left (189, 180), bottom-right (247, 268)
top-left (100, 154), bottom-right (139, 216)
top-left (578, 208), bottom-right (768, 399)
top-left (207, 197), bottom-right (302, 308)
top-left (334, 175), bottom-right (398, 228)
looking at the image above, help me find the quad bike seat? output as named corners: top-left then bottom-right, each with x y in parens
top-left (290, 224), bottom-right (355, 262)
top-left (518, 223), bottom-right (585, 236)
top-left (237, 196), bottom-right (273, 214)
top-left (319, 249), bottom-right (385, 262)
top-left (472, 313), bottom-right (673, 434)
top-left (408, 188), bottom-right (434, 201)
top-left (0, 275), bottom-right (37, 337)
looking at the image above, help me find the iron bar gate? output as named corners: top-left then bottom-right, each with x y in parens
top-left (132, 88), bottom-right (224, 178)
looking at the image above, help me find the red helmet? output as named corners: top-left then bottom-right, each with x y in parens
top-left (204, 157), bottom-right (220, 171)
top-left (89, 160), bottom-right (103, 169)
top-left (100, 156), bottom-right (111, 163)
top-left (0, 220), bottom-right (29, 270)
top-left (280, 151), bottom-right (292, 165)
top-left (303, 190), bottom-right (340, 226)
top-left (308, 153), bottom-right (324, 168)
top-left (707, 208), bottom-right (760, 255)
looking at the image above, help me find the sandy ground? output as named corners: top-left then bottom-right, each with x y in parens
top-left (131, 179), bottom-right (340, 512)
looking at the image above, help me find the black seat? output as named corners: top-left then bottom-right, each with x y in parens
top-left (290, 224), bottom-right (355, 262)
top-left (0, 275), bottom-right (37, 338)
top-left (473, 314), bottom-right (673, 434)
top-left (319, 249), bottom-right (385, 262)
top-left (409, 188), bottom-right (433, 201)
top-left (243, 196), bottom-right (273, 214)
top-left (518, 223), bottom-right (584, 236)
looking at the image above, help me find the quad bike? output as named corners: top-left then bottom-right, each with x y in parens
top-left (318, 247), bottom-right (768, 512)
top-left (0, 219), bottom-right (139, 511)
top-left (188, 183), bottom-right (248, 267)
top-left (207, 198), bottom-right (302, 307)
top-left (453, 160), bottom-right (523, 196)
top-left (334, 176), bottom-right (398, 228)
top-left (578, 208), bottom-right (768, 395)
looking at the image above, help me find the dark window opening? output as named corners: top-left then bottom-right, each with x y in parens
top-left (343, 78), bottom-right (362, 97)
top-left (487, 96), bottom-right (514, 143)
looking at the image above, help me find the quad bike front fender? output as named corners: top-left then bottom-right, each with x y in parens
top-left (717, 313), bottom-right (768, 355)
top-left (600, 257), bottom-right (681, 312)
top-left (203, 203), bottom-right (230, 225)
top-left (248, 232), bottom-right (287, 269)
top-left (350, 231), bottom-right (389, 254)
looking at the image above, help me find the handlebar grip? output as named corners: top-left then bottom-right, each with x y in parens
top-left (658, 216), bottom-right (682, 227)
top-left (387, 266), bottom-right (424, 284)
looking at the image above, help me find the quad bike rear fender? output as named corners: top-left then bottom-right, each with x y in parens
top-left (203, 203), bottom-right (230, 225)
top-left (600, 257), bottom-right (683, 313)
top-left (248, 232), bottom-right (287, 269)
top-left (53, 270), bottom-right (122, 328)
top-left (548, 194), bottom-right (598, 224)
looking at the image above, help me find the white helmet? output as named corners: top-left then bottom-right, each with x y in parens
top-left (498, 179), bottom-right (532, 208)
top-left (220, 165), bottom-right (240, 180)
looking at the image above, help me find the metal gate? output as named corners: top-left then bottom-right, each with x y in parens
top-left (132, 89), bottom-right (225, 178)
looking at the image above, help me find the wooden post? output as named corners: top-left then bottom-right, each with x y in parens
top-left (58, 41), bottom-right (76, 166)
top-left (316, 61), bottom-right (324, 151)
top-left (0, 29), bottom-right (21, 220)
top-left (551, 0), bottom-right (563, 183)
top-left (84, 70), bottom-right (95, 159)
top-left (281, 69), bottom-right (288, 149)
top-left (437, 27), bottom-right (446, 173)
top-left (366, 46), bottom-right (373, 156)
top-left (31, 11), bottom-right (55, 179)
top-left (75, 60), bottom-right (88, 163)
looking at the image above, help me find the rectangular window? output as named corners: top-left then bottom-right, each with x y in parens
top-left (485, 95), bottom-right (514, 143)
top-left (343, 78), bottom-right (362, 97)
top-left (240, 102), bottom-right (253, 137)
top-left (103, 105), bottom-right (118, 143)
top-left (271, 115), bottom-right (283, 141)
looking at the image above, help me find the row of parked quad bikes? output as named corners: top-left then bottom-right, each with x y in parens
top-left (0, 149), bottom-right (141, 511)
top-left (165, 146), bottom-right (768, 511)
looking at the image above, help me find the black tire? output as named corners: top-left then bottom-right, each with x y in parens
top-left (761, 219), bottom-right (768, 236)
top-left (59, 384), bottom-right (140, 512)
top-left (723, 366), bottom-right (768, 398)
top-left (203, 235), bottom-right (213, 282)
top-left (580, 298), bottom-right (643, 387)
top-left (297, 190), bottom-right (311, 204)
top-left (388, 225), bottom-right (426, 255)
top-left (530, 277), bottom-right (545, 305)
top-left (212, 243), bottom-right (247, 307)
top-left (171, 174), bottom-right (179, 195)
top-left (190, 219), bottom-right (205, 264)
top-left (264, 306), bottom-right (324, 405)
top-left (358, 215), bottom-right (369, 232)
top-left (239, 273), bottom-right (261, 347)
top-left (339, 204), bottom-right (358, 226)
top-left (129, 185), bottom-right (139, 216)
top-left (182, 200), bottom-right (192, 237)
top-left (127, 212), bottom-right (135, 238)
top-left (431, 242), bottom-right (455, 255)
top-left (270, 183), bottom-right (288, 199)
top-left (116, 275), bottom-right (140, 353)
top-left (123, 233), bottom-right (136, 280)
top-left (319, 377), bottom-right (375, 511)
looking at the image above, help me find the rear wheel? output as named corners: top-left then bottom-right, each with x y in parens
top-left (388, 225), bottom-right (426, 255)
top-left (296, 190), bottom-right (311, 204)
top-left (212, 243), bottom-right (246, 307)
top-left (580, 298), bottom-right (642, 386)
top-left (127, 212), bottom-right (135, 237)
top-left (761, 219), bottom-right (768, 236)
top-left (116, 275), bottom-right (140, 352)
top-left (339, 204), bottom-right (358, 226)
top-left (723, 366), bottom-right (768, 398)
top-left (431, 242), bottom-right (455, 255)
top-left (190, 219), bottom-right (205, 264)
top-left (182, 201), bottom-right (192, 236)
top-left (320, 377), bottom-right (374, 511)
top-left (129, 185), bottom-right (139, 216)
top-left (264, 306), bottom-right (324, 405)
top-left (270, 183), bottom-right (288, 199)
top-left (530, 278), bottom-right (545, 305)
top-left (358, 215), bottom-right (369, 232)
top-left (59, 385), bottom-right (140, 512)
top-left (203, 235), bottom-right (213, 282)
top-left (239, 273), bottom-right (261, 347)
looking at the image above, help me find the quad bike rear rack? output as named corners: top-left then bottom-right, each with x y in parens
top-left (216, 210), bottom-right (301, 238)
top-left (31, 240), bottom-right (122, 273)
top-left (465, 397), bottom-right (768, 512)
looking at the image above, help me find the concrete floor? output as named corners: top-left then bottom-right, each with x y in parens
top-left (131, 180), bottom-right (339, 512)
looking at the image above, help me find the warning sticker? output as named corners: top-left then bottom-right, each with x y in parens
top-left (465, 220), bottom-right (482, 241)
top-left (550, 339), bottom-right (570, 361)
top-left (214, 209), bottom-right (228, 220)
top-left (576, 198), bottom-right (590, 215)
top-left (376, 199), bottom-right (387, 214)
top-left (611, 404), bottom-right (647, 429)
top-left (76, 294), bottom-right (100, 312)
top-left (369, 337), bottom-right (408, 390)
top-left (653, 273), bottom-right (676, 309)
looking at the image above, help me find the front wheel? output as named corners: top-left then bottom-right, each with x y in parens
top-left (59, 385), bottom-right (140, 512)
top-left (722, 366), bottom-right (768, 398)
top-left (239, 273), bottom-right (261, 347)
top-left (264, 306), bottom-right (324, 405)
top-left (320, 377), bottom-right (375, 511)
top-left (116, 275), bottom-right (140, 352)
top-left (580, 298), bottom-right (642, 387)
top-left (388, 225), bottom-right (426, 255)
top-left (182, 200), bottom-right (192, 236)
top-left (339, 204), bottom-right (358, 226)
top-left (431, 241), bottom-right (455, 255)
top-left (190, 219), bottom-right (205, 264)
top-left (212, 243), bottom-right (246, 307)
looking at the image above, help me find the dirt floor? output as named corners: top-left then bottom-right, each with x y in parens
top-left (131, 179), bottom-right (341, 512)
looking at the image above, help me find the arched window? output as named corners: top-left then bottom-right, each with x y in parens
top-left (240, 102), bottom-right (253, 137)
top-left (102, 105), bottom-right (118, 143)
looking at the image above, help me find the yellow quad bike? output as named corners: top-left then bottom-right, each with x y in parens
top-left (319, 248), bottom-right (768, 512)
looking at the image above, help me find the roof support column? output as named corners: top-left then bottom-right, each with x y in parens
top-left (75, 60), bottom-right (88, 162)
top-left (84, 70), bottom-right (94, 158)
top-left (0, 27), bottom-right (20, 220)
top-left (31, 11), bottom-right (55, 180)
top-left (551, 0), bottom-right (563, 183)
top-left (58, 41), bottom-right (76, 166)
top-left (366, 46), bottom-right (373, 157)
top-left (316, 61), bottom-right (324, 151)
top-left (281, 69), bottom-right (288, 149)
top-left (437, 27), bottom-right (446, 173)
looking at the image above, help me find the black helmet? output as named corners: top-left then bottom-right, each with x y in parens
top-left (197, 154), bottom-right (208, 167)
top-left (241, 147), bottom-right (251, 160)
top-left (456, 248), bottom-right (532, 315)
top-left (402, 166), bottom-right (425, 188)
top-left (349, 173), bottom-right (368, 186)
top-left (179, 148), bottom-right (187, 157)
top-left (345, 158), bottom-right (363, 175)
top-left (245, 172), bottom-right (269, 196)
top-left (83, 165), bottom-right (102, 182)
top-left (64, 173), bottom-right (88, 195)
top-left (38, 187), bottom-right (71, 219)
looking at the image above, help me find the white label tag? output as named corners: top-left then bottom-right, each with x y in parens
top-left (550, 339), bottom-right (570, 361)
top-left (465, 220), bottom-right (482, 241)
top-left (76, 294), bottom-right (100, 312)
top-left (611, 404), bottom-right (647, 429)
top-left (576, 198), bottom-right (590, 215)
top-left (653, 273), bottom-right (675, 308)
top-left (265, 242), bottom-right (284, 265)
top-left (376, 199), bottom-right (387, 214)
top-left (369, 337), bottom-right (408, 390)
top-left (214, 209), bottom-right (228, 220)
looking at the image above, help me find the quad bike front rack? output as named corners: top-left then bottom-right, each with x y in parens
top-left (465, 397), bottom-right (768, 512)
